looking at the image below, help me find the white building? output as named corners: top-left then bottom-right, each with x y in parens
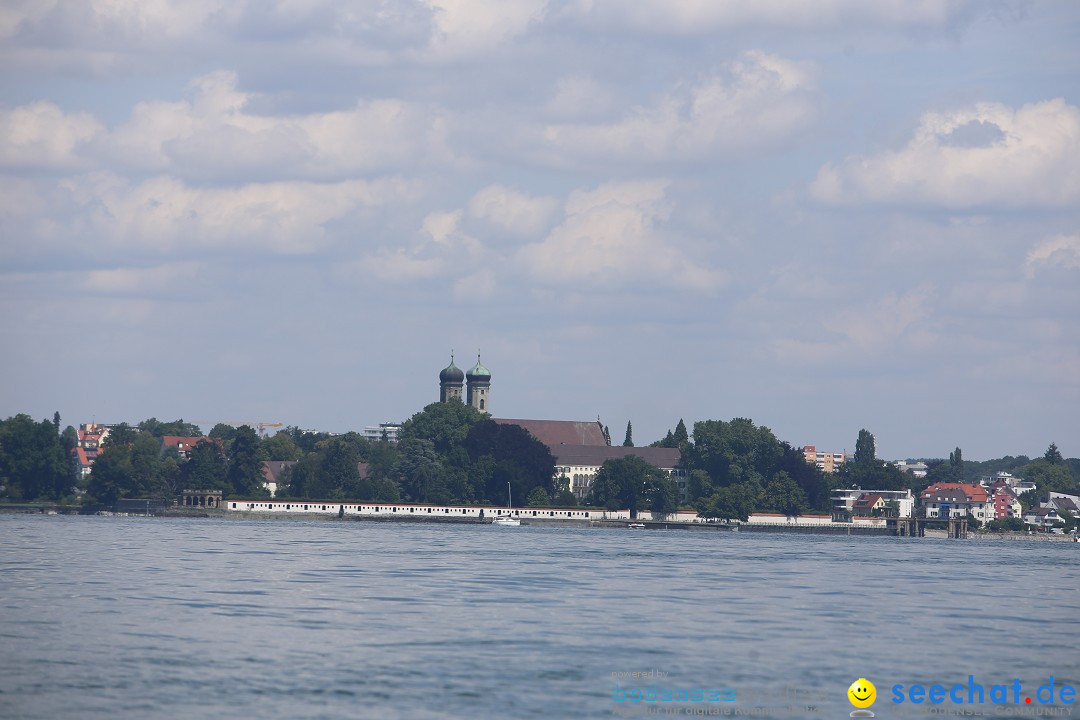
top-left (921, 483), bottom-right (993, 523)
top-left (361, 423), bottom-right (402, 443)
top-left (832, 488), bottom-right (914, 518)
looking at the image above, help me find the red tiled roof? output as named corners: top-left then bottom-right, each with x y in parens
top-left (493, 418), bottom-right (608, 447)
top-left (921, 482), bottom-right (989, 503)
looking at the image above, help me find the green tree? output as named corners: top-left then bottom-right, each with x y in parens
top-left (1020, 458), bottom-right (1077, 497)
top-left (227, 426), bottom-right (266, 496)
top-left (683, 418), bottom-right (782, 489)
top-left (1044, 443), bottom-right (1063, 464)
top-left (394, 438), bottom-right (448, 503)
top-left (104, 423), bottom-right (137, 447)
top-left (208, 423), bottom-right (238, 445)
top-left (183, 439), bottom-right (228, 490)
top-left (263, 432), bottom-right (301, 461)
top-left (0, 414), bottom-right (70, 500)
top-left (673, 419), bottom-right (689, 447)
top-left (463, 419), bottom-right (556, 506)
top-left (760, 471), bottom-right (808, 517)
top-left (948, 447), bottom-right (964, 483)
top-left (87, 444), bottom-right (135, 505)
top-left (854, 429), bottom-right (876, 465)
top-left (698, 482), bottom-right (757, 522)
top-left (588, 455), bottom-right (672, 519)
top-left (526, 487), bottom-right (551, 507)
top-left (623, 421), bottom-right (633, 447)
top-left (139, 418), bottom-right (202, 438)
top-left (399, 400), bottom-right (484, 455)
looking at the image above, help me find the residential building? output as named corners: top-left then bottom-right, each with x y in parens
top-left (803, 446), bottom-right (848, 473)
top-left (979, 471), bottom-right (1036, 495)
top-left (1023, 506), bottom-right (1062, 531)
top-left (161, 436), bottom-right (218, 460)
top-left (992, 487), bottom-right (1023, 520)
top-left (832, 488), bottom-right (914, 518)
top-left (260, 460), bottom-right (297, 498)
top-left (1045, 492), bottom-right (1080, 516)
top-left (896, 461), bottom-right (929, 478)
top-left (72, 422), bottom-right (111, 480)
top-left (361, 423), bottom-right (402, 443)
top-left (852, 493), bottom-right (886, 516)
top-left (921, 482), bottom-right (992, 523)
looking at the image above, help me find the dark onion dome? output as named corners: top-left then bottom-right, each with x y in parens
top-left (439, 358), bottom-right (464, 383)
top-left (466, 357), bottom-right (491, 382)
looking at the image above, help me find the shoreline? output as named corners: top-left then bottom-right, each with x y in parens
top-left (3, 504), bottom-right (1077, 541)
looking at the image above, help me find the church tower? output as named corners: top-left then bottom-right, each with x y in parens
top-left (466, 354), bottom-right (491, 412)
top-left (438, 353), bottom-right (464, 402)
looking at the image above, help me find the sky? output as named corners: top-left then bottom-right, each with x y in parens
top-left (1, 0), bottom-right (1078, 461)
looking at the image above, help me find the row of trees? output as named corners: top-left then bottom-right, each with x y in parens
top-left (3, 410), bottom-right (1077, 524)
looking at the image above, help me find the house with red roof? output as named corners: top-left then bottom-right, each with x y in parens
top-left (921, 482), bottom-right (993, 524)
top-left (852, 493), bottom-right (886, 516)
top-left (992, 486), bottom-right (1022, 520)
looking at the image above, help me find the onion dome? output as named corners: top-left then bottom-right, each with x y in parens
top-left (439, 356), bottom-right (464, 383)
top-left (466, 355), bottom-right (491, 382)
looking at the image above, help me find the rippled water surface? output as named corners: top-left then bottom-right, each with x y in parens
top-left (1, 515), bottom-right (1077, 719)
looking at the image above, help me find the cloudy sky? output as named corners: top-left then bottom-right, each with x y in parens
top-left (2, 0), bottom-right (1078, 461)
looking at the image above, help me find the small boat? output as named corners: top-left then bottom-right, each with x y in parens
top-left (492, 482), bottom-right (520, 526)
top-left (628, 523), bottom-right (646, 529)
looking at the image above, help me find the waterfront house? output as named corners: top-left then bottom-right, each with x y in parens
top-left (921, 482), bottom-right (992, 523)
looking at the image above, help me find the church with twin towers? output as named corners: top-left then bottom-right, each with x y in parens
top-left (438, 353), bottom-right (491, 412)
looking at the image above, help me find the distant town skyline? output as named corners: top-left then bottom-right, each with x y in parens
top-left (1, 1), bottom-right (1077, 461)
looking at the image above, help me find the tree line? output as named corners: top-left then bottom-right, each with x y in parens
top-left (2, 410), bottom-right (1076, 525)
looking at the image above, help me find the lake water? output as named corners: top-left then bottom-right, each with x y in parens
top-left (1, 515), bottom-right (1077, 719)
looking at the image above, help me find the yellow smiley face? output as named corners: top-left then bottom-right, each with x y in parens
top-left (848, 678), bottom-right (876, 708)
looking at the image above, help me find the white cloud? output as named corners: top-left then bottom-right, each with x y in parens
top-left (811, 99), bottom-right (1080, 209)
top-left (0, 101), bottom-right (104, 169)
top-left (467, 185), bottom-right (558, 236)
top-left (772, 286), bottom-right (937, 364)
top-left (425, 0), bottom-right (546, 57)
top-left (560, 0), bottom-right (992, 33)
top-left (62, 173), bottom-right (412, 254)
top-left (517, 179), bottom-right (723, 292)
top-left (541, 51), bottom-right (816, 163)
top-left (2, 71), bottom-right (451, 180)
top-left (1026, 233), bottom-right (1080, 277)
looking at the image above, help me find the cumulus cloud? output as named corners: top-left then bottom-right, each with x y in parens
top-left (466, 185), bottom-right (558, 236)
top-left (773, 286), bottom-right (937, 364)
top-left (811, 99), bottom-right (1080, 209)
top-left (91, 71), bottom-right (450, 181)
top-left (541, 52), bottom-right (816, 163)
top-left (559, 0), bottom-right (995, 33)
top-left (0, 102), bottom-right (104, 169)
top-left (60, 173), bottom-right (413, 254)
top-left (426, 0), bottom-right (546, 57)
top-left (517, 179), bottom-right (723, 292)
top-left (1026, 233), bottom-right (1080, 277)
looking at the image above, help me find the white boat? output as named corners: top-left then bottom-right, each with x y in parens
top-left (492, 482), bottom-right (520, 526)
top-left (628, 523), bottom-right (646, 529)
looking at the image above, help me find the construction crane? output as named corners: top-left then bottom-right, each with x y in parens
top-left (192, 421), bottom-right (284, 438)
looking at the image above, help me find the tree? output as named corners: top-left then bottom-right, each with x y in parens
top-left (103, 423), bottom-right (137, 447)
top-left (623, 421), bottom-right (633, 447)
top-left (603, 425), bottom-right (611, 446)
top-left (87, 444), bottom-right (135, 505)
top-left (394, 438), bottom-right (447, 503)
top-left (263, 432), bottom-right (301, 461)
top-left (673, 419), bottom-right (689, 447)
top-left (588, 455), bottom-right (672, 519)
top-left (698, 483), bottom-right (757, 522)
top-left (138, 418), bottom-right (202, 438)
top-left (760, 471), bottom-right (808, 517)
top-left (526, 487), bottom-right (551, 507)
top-left (227, 426), bottom-right (266, 496)
top-left (854, 430), bottom-right (876, 465)
top-left (1044, 443), bottom-right (1063, 465)
top-left (0, 414), bottom-right (70, 500)
top-left (948, 447), bottom-right (964, 483)
top-left (208, 423), bottom-right (238, 445)
top-left (463, 419), bottom-right (556, 506)
top-left (683, 418), bottom-right (782, 489)
top-left (399, 401), bottom-right (484, 455)
top-left (183, 439), bottom-right (228, 490)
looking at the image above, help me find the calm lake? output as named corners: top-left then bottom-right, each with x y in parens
top-left (1, 515), bottom-right (1077, 719)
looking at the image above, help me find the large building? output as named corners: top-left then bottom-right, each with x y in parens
top-left (435, 357), bottom-right (685, 504)
top-left (802, 446), bottom-right (848, 474)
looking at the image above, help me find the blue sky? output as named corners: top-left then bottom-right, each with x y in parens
top-left (1, 0), bottom-right (1077, 460)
